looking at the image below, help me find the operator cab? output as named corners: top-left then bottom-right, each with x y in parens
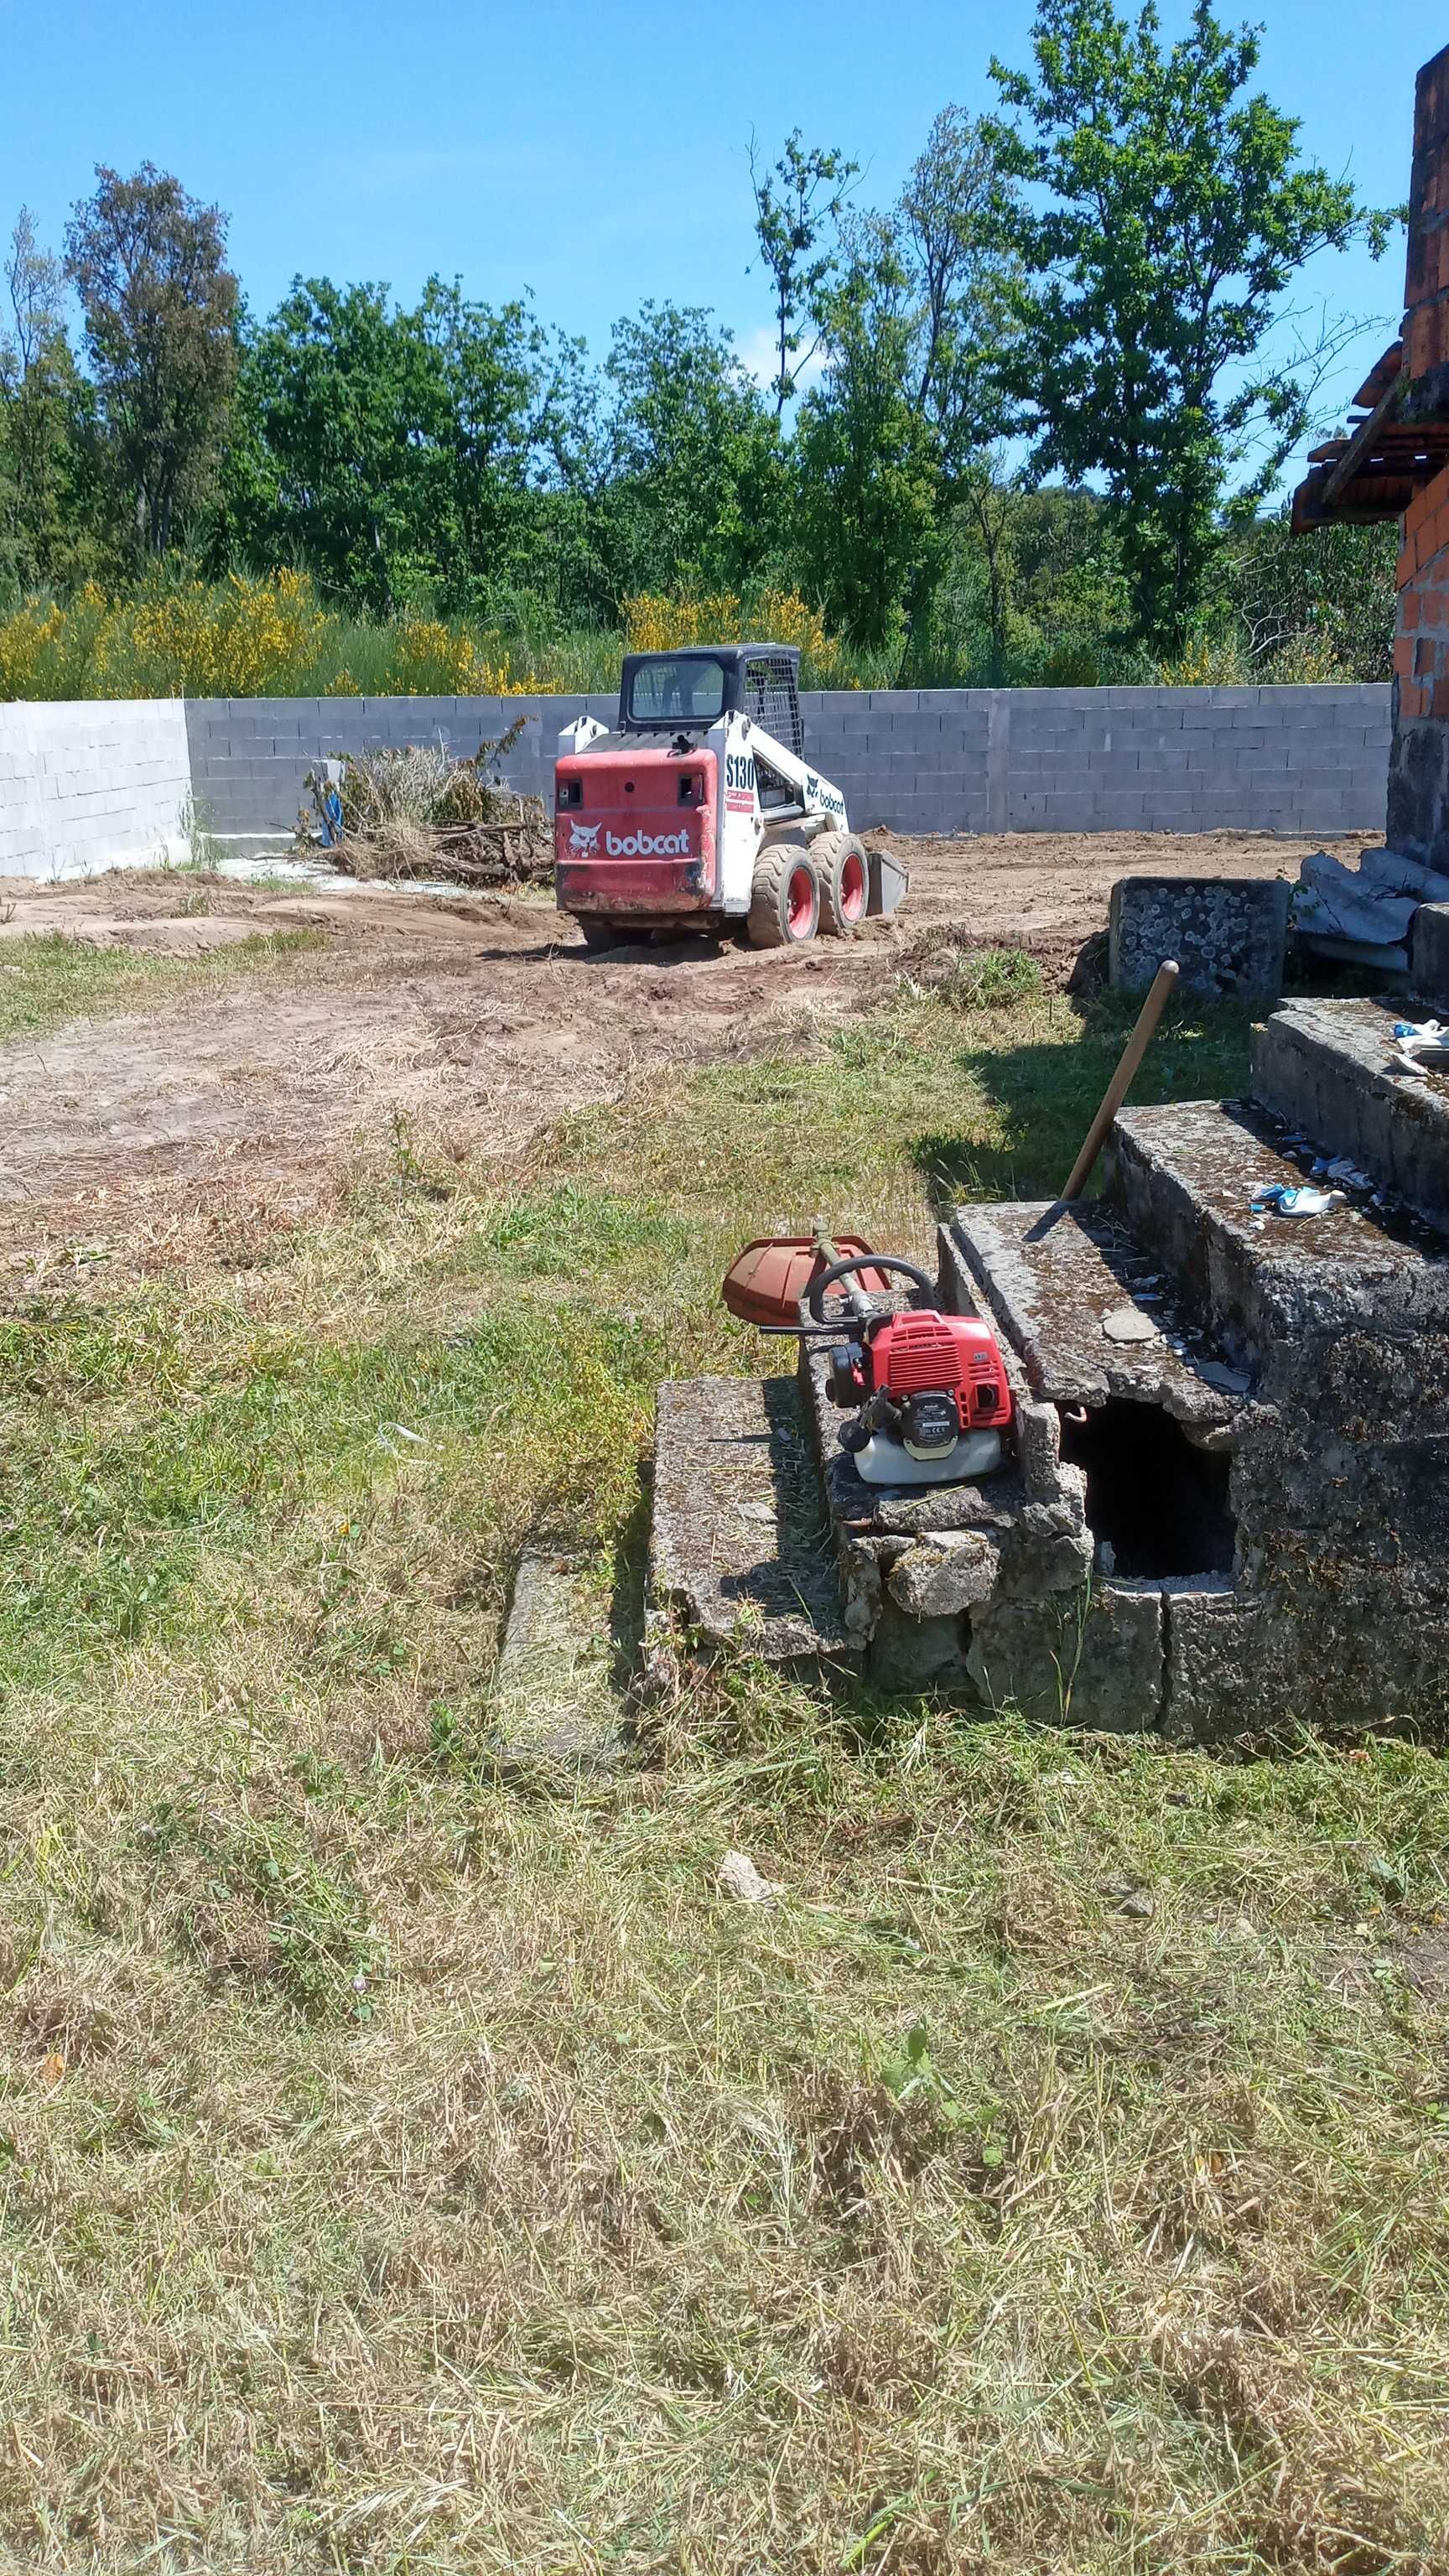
top-left (618, 642), bottom-right (804, 759)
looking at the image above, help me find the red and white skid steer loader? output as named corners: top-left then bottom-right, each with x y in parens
top-left (553, 642), bottom-right (908, 948)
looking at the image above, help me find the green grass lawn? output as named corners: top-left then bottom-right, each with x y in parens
top-left (0, 927), bottom-right (325, 1044)
top-left (1, 963), bottom-right (1446, 2573)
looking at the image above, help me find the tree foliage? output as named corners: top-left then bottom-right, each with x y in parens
top-left (749, 131), bottom-right (858, 416)
top-left (798, 112), bottom-right (1016, 654)
top-left (0, 211), bottom-right (91, 588)
top-left (0, 38), bottom-right (1404, 693)
top-left (598, 302), bottom-right (789, 600)
top-left (218, 278), bottom-right (563, 612)
top-left (984, 0), bottom-right (1383, 650)
top-left (64, 164), bottom-right (238, 554)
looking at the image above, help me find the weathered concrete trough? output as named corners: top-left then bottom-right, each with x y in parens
top-left (1109, 875), bottom-right (1290, 1000)
top-left (649, 993), bottom-right (1449, 1737)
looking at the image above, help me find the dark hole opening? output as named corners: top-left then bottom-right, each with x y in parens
top-left (1057, 1397), bottom-right (1236, 1579)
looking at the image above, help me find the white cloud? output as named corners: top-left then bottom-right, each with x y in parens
top-left (735, 325), bottom-right (827, 400)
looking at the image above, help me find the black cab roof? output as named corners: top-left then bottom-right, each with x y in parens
top-left (626, 642), bottom-right (800, 666)
top-left (618, 643), bottom-right (804, 746)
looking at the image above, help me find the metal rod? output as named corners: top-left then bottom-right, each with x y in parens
top-left (810, 1214), bottom-right (874, 1319)
top-left (1060, 959), bottom-right (1180, 1202)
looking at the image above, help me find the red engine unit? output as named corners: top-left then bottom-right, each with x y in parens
top-left (850, 1310), bottom-right (1012, 1434)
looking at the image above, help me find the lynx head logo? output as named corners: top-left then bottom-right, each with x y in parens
top-left (569, 821), bottom-right (600, 853)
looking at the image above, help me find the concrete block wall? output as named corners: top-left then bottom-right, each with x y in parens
top-left (0, 685), bottom-right (1391, 876)
top-left (183, 694), bottom-right (617, 839)
top-left (0, 700), bottom-right (191, 880)
top-left (1003, 686), bottom-right (1387, 837)
top-left (184, 683), bottom-right (1390, 843)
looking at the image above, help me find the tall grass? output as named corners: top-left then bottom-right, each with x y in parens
top-left (0, 564), bottom-right (1383, 702)
top-left (0, 956), bottom-right (1443, 2568)
top-left (0, 574), bottom-right (888, 702)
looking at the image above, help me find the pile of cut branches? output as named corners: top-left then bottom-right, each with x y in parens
top-left (302, 716), bottom-right (553, 889)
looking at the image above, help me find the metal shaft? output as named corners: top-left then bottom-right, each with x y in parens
top-left (811, 1216), bottom-right (874, 1319)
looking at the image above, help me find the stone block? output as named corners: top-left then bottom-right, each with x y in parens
top-left (887, 1530), bottom-right (1002, 1616)
top-left (1412, 901), bottom-right (1449, 997)
top-left (1164, 1573), bottom-right (1449, 1742)
top-left (966, 1582), bottom-right (1162, 1729)
top-left (867, 1597), bottom-right (971, 1687)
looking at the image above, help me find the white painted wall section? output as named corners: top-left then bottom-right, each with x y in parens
top-left (0, 700), bottom-right (190, 881)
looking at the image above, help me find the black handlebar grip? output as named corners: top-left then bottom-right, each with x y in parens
top-left (806, 1252), bottom-right (934, 1324)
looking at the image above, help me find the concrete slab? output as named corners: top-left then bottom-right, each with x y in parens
top-left (1105, 1098), bottom-right (1449, 1359)
top-left (651, 1376), bottom-right (856, 1665)
top-left (491, 1549), bottom-right (625, 1771)
top-left (1254, 998), bottom-right (1449, 1232)
top-left (943, 1200), bottom-right (1244, 1431)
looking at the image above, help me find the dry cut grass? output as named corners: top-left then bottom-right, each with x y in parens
top-left (0, 965), bottom-right (1446, 2573)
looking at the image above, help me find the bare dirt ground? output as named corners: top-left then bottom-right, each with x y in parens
top-left (0, 829), bottom-right (1371, 1261)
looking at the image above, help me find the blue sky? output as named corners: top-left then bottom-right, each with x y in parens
top-left (0, 0), bottom-right (1432, 453)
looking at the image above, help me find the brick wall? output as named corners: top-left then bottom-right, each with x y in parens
top-left (1403, 43), bottom-right (1449, 417)
top-left (0, 699), bottom-right (191, 880)
top-left (184, 684), bottom-right (1389, 844)
top-left (1389, 460), bottom-right (1449, 860)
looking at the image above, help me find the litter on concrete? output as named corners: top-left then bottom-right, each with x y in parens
top-left (1248, 1182), bottom-right (1348, 1218)
top-left (1387, 1016), bottom-right (1449, 1076)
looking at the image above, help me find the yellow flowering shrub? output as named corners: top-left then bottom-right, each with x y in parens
top-left (1156, 636), bottom-right (1251, 687)
top-left (623, 589), bottom-right (858, 687)
top-left (112, 569), bottom-right (331, 696)
top-left (379, 617), bottom-right (528, 696)
top-left (0, 569), bottom-right (335, 699)
top-left (623, 593), bottom-right (741, 652)
top-left (0, 602), bottom-right (66, 697)
top-left (0, 576), bottom-right (852, 700)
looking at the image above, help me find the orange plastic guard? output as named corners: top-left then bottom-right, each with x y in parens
top-left (721, 1235), bottom-right (886, 1329)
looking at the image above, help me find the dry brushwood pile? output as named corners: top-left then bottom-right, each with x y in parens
top-left (306, 717), bottom-right (553, 889)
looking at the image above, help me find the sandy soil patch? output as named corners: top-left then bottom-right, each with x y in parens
top-left (0, 831), bottom-right (1367, 1261)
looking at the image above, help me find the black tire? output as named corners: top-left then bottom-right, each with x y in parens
top-left (815, 832), bottom-right (871, 937)
top-left (746, 844), bottom-right (818, 948)
top-left (576, 915), bottom-right (624, 951)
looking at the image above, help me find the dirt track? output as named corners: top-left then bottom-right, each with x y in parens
top-left (0, 829), bottom-right (1371, 1263)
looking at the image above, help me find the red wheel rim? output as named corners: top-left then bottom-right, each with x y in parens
top-left (786, 863), bottom-right (814, 937)
top-left (839, 852), bottom-right (866, 921)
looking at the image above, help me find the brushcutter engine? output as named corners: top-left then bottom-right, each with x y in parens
top-left (807, 1254), bottom-right (1014, 1488)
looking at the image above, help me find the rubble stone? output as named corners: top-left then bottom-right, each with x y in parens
top-left (887, 1531), bottom-right (1002, 1617)
top-left (1109, 874), bottom-right (1290, 1001)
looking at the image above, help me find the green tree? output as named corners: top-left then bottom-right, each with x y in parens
top-left (901, 108), bottom-right (1015, 475)
top-left (220, 278), bottom-right (574, 613)
top-left (219, 282), bottom-right (428, 605)
top-left (1, 212), bottom-right (75, 586)
top-left (796, 222), bottom-right (941, 655)
top-left (749, 130), bottom-right (858, 417)
top-left (986, 0), bottom-right (1384, 651)
top-left (598, 302), bottom-right (787, 597)
top-left (414, 278), bottom-right (569, 608)
top-left (1225, 508), bottom-right (1396, 680)
top-left (65, 164), bottom-right (238, 555)
top-left (796, 117), bottom-right (1015, 662)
